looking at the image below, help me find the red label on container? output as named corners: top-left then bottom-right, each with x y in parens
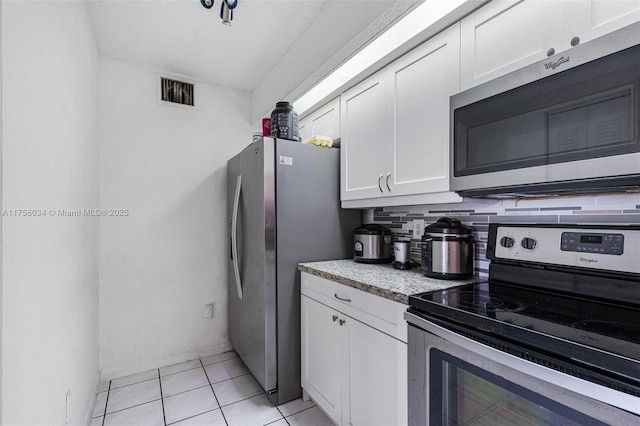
top-left (262, 118), bottom-right (271, 136)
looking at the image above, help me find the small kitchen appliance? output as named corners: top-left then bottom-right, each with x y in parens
top-left (406, 223), bottom-right (640, 425)
top-left (353, 224), bottom-right (392, 263)
top-left (450, 21), bottom-right (640, 197)
top-left (392, 240), bottom-right (411, 270)
top-left (421, 217), bottom-right (474, 279)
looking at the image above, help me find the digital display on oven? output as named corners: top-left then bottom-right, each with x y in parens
top-left (561, 232), bottom-right (623, 255)
top-left (580, 235), bottom-right (603, 244)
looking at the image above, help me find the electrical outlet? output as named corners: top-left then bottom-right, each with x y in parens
top-left (203, 303), bottom-right (214, 318)
top-left (412, 219), bottom-right (425, 239)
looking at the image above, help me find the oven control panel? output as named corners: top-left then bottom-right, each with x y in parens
top-left (491, 225), bottom-right (639, 274)
top-left (560, 232), bottom-right (623, 255)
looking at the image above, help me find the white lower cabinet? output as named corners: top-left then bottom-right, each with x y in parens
top-left (301, 295), bottom-right (341, 421)
top-left (344, 316), bottom-right (407, 426)
top-left (301, 272), bottom-right (408, 426)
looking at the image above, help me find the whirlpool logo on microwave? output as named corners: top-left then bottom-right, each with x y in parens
top-left (544, 56), bottom-right (570, 70)
top-left (579, 257), bottom-right (598, 264)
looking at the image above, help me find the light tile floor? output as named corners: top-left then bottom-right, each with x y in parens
top-left (92, 351), bottom-right (334, 426)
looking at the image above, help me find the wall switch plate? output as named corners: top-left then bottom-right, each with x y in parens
top-left (412, 219), bottom-right (425, 239)
top-left (203, 304), bottom-right (214, 318)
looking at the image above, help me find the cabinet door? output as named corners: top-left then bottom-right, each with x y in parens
top-left (460, 0), bottom-right (565, 91)
top-left (341, 72), bottom-right (387, 201)
top-left (566, 0), bottom-right (640, 44)
top-left (386, 24), bottom-right (460, 196)
top-left (299, 117), bottom-right (312, 143)
top-left (301, 295), bottom-right (341, 423)
top-left (308, 97), bottom-right (341, 142)
top-left (342, 317), bottom-right (407, 426)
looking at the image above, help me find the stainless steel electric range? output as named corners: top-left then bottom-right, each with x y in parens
top-left (406, 223), bottom-right (640, 425)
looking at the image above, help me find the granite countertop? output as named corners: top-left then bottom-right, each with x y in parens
top-left (298, 259), bottom-right (483, 304)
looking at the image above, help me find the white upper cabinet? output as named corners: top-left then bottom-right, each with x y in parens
top-left (461, 0), bottom-right (640, 91)
top-left (341, 24), bottom-right (463, 207)
top-left (299, 97), bottom-right (341, 142)
top-left (566, 0), bottom-right (640, 45)
top-left (386, 24), bottom-right (461, 197)
top-left (461, 0), bottom-right (566, 91)
top-left (341, 72), bottom-right (388, 202)
top-left (299, 118), bottom-right (311, 143)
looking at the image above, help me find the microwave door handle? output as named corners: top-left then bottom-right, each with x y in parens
top-left (231, 174), bottom-right (243, 300)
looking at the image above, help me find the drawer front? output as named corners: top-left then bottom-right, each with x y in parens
top-left (301, 272), bottom-right (408, 343)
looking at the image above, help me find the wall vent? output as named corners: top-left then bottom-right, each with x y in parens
top-left (160, 77), bottom-right (194, 107)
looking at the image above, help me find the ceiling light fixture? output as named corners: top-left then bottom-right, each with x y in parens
top-left (294, 0), bottom-right (467, 115)
top-left (200, 0), bottom-right (238, 26)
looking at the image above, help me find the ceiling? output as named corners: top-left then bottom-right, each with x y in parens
top-left (87, 0), bottom-right (415, 113)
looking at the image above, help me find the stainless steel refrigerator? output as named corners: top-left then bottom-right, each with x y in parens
top-left (227, 137), bottom-right (360, 405)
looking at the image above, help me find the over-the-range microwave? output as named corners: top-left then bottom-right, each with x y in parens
top-left (450, 21), bottom-right (640, 198)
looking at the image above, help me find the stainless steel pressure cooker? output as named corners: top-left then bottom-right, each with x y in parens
top-left (353, 224), bottom-right (392, 263)
top-left (421, 217), bottom-right (474, 279)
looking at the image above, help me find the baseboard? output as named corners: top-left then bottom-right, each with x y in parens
top-left (99, 341), bottom-right (233, 381)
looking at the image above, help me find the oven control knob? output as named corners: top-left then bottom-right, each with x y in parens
top-left (500, 236), bottom-right (515, 248)
top-left (521, 237), bottom-right (537, 250)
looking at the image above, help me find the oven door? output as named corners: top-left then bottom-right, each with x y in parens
top-left (406, 312), bottom-right (640, 426)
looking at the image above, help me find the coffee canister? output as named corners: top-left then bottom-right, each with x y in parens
top-left (393, 241), bottom-right (411, 270)
top-left (270, 101), bottom-right (299, 141)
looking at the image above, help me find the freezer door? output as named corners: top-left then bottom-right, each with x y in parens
top-left (227, 139), bottom-right (277, 394)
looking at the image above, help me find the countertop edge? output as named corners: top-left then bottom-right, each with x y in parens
top-left (299, 264), bottom-right (411, 305)
top-left (299, 260), bottom-right (482, 305)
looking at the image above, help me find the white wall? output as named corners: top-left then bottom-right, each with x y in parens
top-left (1, 1), bottom-right (100, 424)
top-left (251, 1), bottom-right (404, 122)
top-left (98, 58), bottom-right (252, 379)
top-left (0, 0), bottom-right (4, 422)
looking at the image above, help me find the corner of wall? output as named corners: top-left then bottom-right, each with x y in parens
top-left (0, 0), bottom-right (4, 422)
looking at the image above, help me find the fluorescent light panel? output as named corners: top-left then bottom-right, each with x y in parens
top-left (295, 0), bottom-right (467, 115)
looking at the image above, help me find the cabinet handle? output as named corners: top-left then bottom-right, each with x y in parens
top-left (332, 315), bottom-right (338, 322)
top-left (386, 172), bottom-right (391, 192)
top-left (570, 36), bottom-right (580, 47)
top-left (377, 174), bottom-right (384, 193)
top-left (546, 47), bottom-right (555, 57)
top-left (334, 293), bottom-right (352, 303)
top-left (339, 319), bottom-right (346, 326)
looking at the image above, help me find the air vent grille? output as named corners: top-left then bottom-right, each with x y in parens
top-left (160, 77), bottom-right (194, 106)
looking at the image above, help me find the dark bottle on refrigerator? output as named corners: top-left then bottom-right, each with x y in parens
top-left (270, 101), bottom-right (299, 141)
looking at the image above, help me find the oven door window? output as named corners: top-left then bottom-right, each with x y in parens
top-left (429, 349), bottom-right (607, 426)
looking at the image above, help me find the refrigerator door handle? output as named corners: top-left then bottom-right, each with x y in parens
top-left (231, 174), bottom-right (243, 300)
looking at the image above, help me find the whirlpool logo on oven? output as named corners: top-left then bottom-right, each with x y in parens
top-left (579, 257), bottom-right (598, 264)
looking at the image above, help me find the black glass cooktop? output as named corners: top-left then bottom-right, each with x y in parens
top-left (409, 281), bottom-right (640, 381)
